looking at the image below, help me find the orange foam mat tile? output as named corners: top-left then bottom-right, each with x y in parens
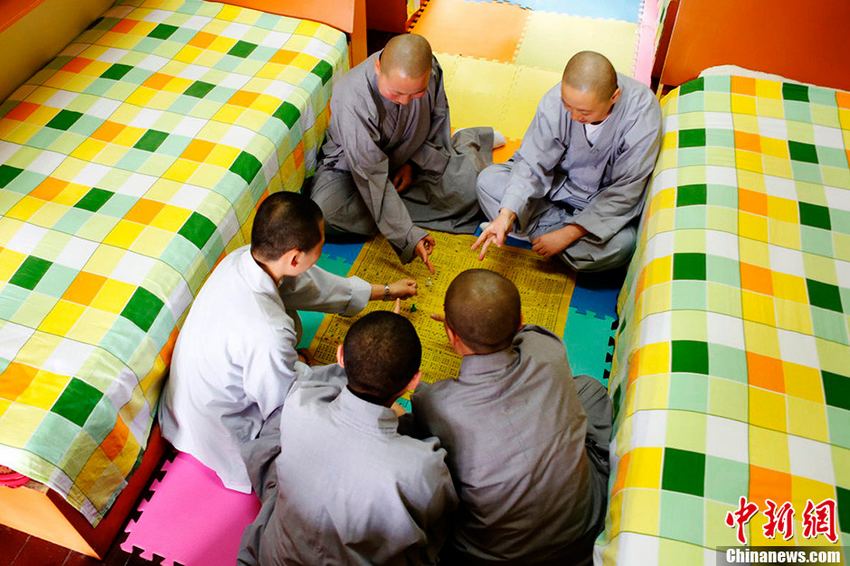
top-left (515, 11), bottom-right (639, 75)
top-left (493, 138), bottom-right (521, 163)
top-left (412, 0), bottom-right (529, 63)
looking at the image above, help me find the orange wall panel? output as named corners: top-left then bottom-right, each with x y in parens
top-left (660, 0), bottom-right (850, 91)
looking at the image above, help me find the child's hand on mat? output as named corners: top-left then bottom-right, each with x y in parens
top-left (389, 278), bottom-right (418, 299)
top-left (392, 298), bottom-right (401, 314)
top-left (415, 235), bottom-right (436, 274)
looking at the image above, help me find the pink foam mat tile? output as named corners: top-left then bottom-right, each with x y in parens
top-left (121, 451), bottom-right (260, 566)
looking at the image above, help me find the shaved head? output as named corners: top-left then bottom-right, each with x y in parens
top-left (380, 34), bottom-right (433, 78)
top-left (562, 51), bottom-right (618, 101)
top-left (444, 269), bottom-right (521, 354)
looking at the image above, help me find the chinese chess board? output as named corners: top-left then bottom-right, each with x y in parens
top-left (307, 233), bottom-right (576, 383)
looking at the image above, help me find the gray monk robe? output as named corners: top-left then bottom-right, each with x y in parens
top-left (477, 73), bottom-right (661, 271)
top-left (310, 51), bottom-right (494, 263)
top-left (238, 367), bottom-right (458, 566)
top-left (411, 326), bottom-right (612, 565)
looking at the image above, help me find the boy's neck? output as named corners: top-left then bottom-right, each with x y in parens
top-left (347, 385), bottom-right (394, 408)
top-left (251, 250), bottom-right (286, 286)
top-left (461, 345), bottom-right (510, 358)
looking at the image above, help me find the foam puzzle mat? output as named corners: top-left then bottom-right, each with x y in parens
top-left (468, 0), bottom-right (642, 22)
top-left (413, 0), bottom-right (647, 207)
top-left (513, 12), bottom-right (638, 74)
top-left (307, 232), bottom-right (575, 382)
top-left (121, 451), bottom-right (260, 566)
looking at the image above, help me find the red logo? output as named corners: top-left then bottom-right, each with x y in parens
top-left (762, 499), bottom-right (795, 541)
top-left (801, 499), bottom-right (838, 544)
top-left (726, 496), bottom-right (760, 545)
top-left (725, 497), bottom-right (838, 545)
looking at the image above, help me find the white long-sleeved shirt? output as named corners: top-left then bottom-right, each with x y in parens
top-left (159, 245), bottom-right (371, 492)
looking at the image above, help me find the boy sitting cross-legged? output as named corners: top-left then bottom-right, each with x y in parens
top-left (412, 269), bottom-right (612, 565)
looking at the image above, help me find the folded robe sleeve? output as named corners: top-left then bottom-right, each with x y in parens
top-left (568, 98), bottom-right (662, 243)
top-left (335, 103), bottom-right (428, 263)
top-left (279, 265), bottom-right (371, 316)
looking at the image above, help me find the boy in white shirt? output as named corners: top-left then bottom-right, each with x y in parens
top-left (159, 192), bottom-right (416, 491)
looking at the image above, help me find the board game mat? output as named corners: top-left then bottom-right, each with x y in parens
top-left (307, 232), bottom-right (576, 382)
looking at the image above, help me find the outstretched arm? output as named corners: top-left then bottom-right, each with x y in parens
top-left (336, 103), bottom-right (430, 264)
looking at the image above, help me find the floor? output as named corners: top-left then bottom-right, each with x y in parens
top-left (0, 523), bottom-right (153, 566)
top-left (6, 0), bottom-right (646, 561)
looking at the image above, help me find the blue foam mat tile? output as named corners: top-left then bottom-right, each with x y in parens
top-left (298, 311), bottom-right (325, 349)
top-left (563, 310), bottom-right (616, 386)
top-left (316, 254), bottom-right (355, 277)
top-left (569, 268), bottom-right (625, 321)
top-left (467, 0), bottom-right (641, 22)
top-left (321, 241), bottom-right (363, 265)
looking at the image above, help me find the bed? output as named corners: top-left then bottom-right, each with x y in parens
top-left (596, 1), bottom-right (849, 563)
top-left (0, 0), bottom-right (361, 556)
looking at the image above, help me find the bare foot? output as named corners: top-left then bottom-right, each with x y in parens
top-left (531, 227), bottom-right (575, 258)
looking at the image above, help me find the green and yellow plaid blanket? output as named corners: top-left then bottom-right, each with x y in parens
top-left (599, 75), bottom-right (850, 563)
top-left (0, 0), bottom-right (347, 524)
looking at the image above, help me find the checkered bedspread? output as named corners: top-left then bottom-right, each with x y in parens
top-left (0, 0), bottom-right (346, 524)
top-left (597, 76), bottom-right (850, 563)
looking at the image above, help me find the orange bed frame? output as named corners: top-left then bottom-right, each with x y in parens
top-left (0, 426), bottom-right (168, 557)
top-left (655, 0), bottom-right (850, 91)
top-left (220, 0), bottom-right (367, 65)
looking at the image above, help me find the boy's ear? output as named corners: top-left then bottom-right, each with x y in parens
top-left (277, 248), bottom-right (300, 272)
top-left (336, 343), bottom-right (345, 367)
top-left (290, 249), bottom-right (304, 267)
top-left (444, 321), bottom-right (457, 343)
top-left (444, 323), bottom-right (469, 353)
top-left (519, 312), bottom-right (525, 330)
top-left (406, 370), bottom-right (422, 392)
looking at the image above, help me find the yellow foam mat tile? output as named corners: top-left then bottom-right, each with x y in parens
top-left (441, 56), bottom-right (560, 141)
top-left (515, 12), bottom-right (638, 75)
top-left (441, 56), bottom-right (519, 136)
top-left (500, 65), bottom-right (562, 140)
top-left (434, 52), bottom-right (461, 86)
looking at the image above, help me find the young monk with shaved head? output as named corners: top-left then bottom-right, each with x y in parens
top-left (310, 34), bottom-right (502, 273)
top-left (474, 51), bottom-right (661, 272)
top-left (412, 269), bottom-right (612, 564)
